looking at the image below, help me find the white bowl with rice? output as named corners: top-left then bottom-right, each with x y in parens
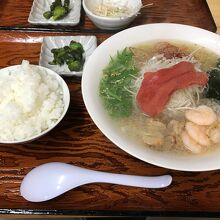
top-left (83, 0), bottom-right (142, 30)
top-left (0, 60), bottom-right (70, 144)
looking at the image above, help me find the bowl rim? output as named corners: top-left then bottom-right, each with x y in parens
top-left (0, 64), bottom-right (70, 144)
top-left (82, 0), bottom-right (142, 21)
top-left (82, 23), bottom-right (220, 172)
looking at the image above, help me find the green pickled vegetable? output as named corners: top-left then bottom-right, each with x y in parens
top-left (44, 0), bottom-right (71, 21)
top-left (53, 5), bottom-right (66, 20)
top-left (99, 48), bottom-right (139, 118)
top-left (49, 48), bottom-right (66, 65)
top-left (50, 0), bottom-right (62, 11)
top-left (67, 60), bottom-right (82, 71)
top-left (49, 41), bottom-right (85, 72)
top-left (64, 0), bottom-right (70, 13)
top-left (69, 41), bottom-right (84, 53)
top-left (43, 11), bottom-right (52, 19)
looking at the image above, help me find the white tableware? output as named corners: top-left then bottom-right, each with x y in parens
top-left (39, 36), bottom-right (97, 76)
top-left (20, 162), bottom-right (172, 202)
top-left (82, 23), bottom-right (220, 171)
top-left (83, 0), bottom-right (142, 30)
top-left (28, 0), bottom-right (81, 26)
top-left (0, 63), bottom-right (70, 144)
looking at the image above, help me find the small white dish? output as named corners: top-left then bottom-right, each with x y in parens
top-left (39, 36), bottom-right (97, 76)
top-left (83, 0), bottom-right (142, 30)
top-left (28, 0), bottom-right (81, 26)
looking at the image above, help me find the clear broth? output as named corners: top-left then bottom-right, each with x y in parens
top-left (116, 40), bottom-right (220, 155)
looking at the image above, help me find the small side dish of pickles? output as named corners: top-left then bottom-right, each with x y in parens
top-left (49, 40), bottom-right (85, 72)
top-left (43, 0), bottom-right (71, 21)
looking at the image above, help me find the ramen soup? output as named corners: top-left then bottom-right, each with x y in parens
top-left (99, 40), bottom-right (220, 155)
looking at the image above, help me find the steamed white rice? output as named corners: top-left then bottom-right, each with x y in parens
top-left (0, 60), bottom-right (64, 141)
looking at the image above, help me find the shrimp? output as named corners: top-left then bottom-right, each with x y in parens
top-left (185, 122), bottom-right (211, 146)
top-left (185, 105), bottom-right (217, 126)
top-left (181, 130), bottom-right (202, 154)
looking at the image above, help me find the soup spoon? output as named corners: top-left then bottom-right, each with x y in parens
top-left (20, 162), bottom-right (172, 202)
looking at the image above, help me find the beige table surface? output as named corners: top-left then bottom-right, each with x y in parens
top-left (207, 0), bottom-right (220, 34)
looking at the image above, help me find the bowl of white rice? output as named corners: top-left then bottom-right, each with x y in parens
top-left (0, 60), bottom-right (70, 144)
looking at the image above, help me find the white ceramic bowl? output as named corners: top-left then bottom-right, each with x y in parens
top-left (82, 0), bottom-right (142, 30)
top-left (82, 23), bottom-right (220, 171)
top-left (0, 64), bottom-right (70, 144)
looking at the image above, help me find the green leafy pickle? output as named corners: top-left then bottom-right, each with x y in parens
top-left (49, 41), bottom-right (84, 72)
top-left (44, 0), bottom-right (71, 21)
top-left (43, 11), bottom-right (52, 19)
top-left (52, 5), bottom-right (66, 20)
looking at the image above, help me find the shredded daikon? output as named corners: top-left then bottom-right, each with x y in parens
top-left (94, 1), bottom-right (132, 17)
top-left (166, 85), bottom-right (205, 112)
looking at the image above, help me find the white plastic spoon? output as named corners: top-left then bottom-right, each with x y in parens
top-left (20, 162), bottom-right (172, 202)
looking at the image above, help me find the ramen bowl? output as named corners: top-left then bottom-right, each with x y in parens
top-left (82, 23), bottom-right (220, 171)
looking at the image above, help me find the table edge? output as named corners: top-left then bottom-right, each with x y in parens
top-left (1, 209), bottom-right (220, 218)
